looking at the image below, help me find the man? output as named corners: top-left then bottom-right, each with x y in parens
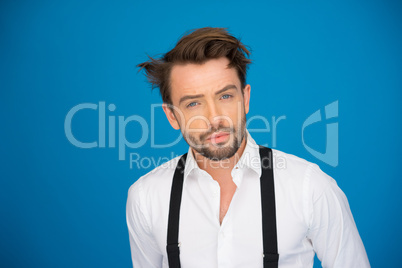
top-left (126, 27), bottom-right (370, 267)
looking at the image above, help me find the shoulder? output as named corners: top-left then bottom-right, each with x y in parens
top-left (271, 148), bottom-right (336, 195)
top-left (126, 154), bottom-right (185, 232)
top-left (127, 154), bottom-right (183, 204)
top-left (270, 148), bottom-right (342, 227)
top-left (271, 148), bottom-right (315, 172)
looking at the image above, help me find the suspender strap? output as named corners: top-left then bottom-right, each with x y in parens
top-left (166, 153), bottom-right (187, 268)
top-left (259, 146), bottom-right (279, 268)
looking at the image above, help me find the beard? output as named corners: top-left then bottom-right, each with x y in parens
top-left (181, 113), bottom-right (247, 161)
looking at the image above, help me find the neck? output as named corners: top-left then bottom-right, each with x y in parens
top-left (191, 134), bottom-right (247, 179)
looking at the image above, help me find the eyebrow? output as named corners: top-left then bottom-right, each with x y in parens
top-left (178, 84), bottom-right (238, 105)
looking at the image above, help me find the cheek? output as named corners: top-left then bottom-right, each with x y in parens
top-left (224, 99), bottom-right (244, 117)
top-left (222, 109), bottom-right (242, 128)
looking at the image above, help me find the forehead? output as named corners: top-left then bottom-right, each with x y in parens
top-left (170, 58), bottom-right (240, 102)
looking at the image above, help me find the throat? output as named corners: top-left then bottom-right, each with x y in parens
top-left (218, 179), bottom-right (237, 225)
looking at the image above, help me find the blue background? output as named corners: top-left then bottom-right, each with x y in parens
top-left (1, 0), bottom-right (401, 267)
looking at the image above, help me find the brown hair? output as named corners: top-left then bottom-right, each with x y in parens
top-left (137, 27), bottom-right (252, 105)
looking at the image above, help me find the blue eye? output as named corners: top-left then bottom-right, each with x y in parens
top-left (221, 94), bottom-right (232, 100)
top-left (187, 102), bottom-right (198, 108)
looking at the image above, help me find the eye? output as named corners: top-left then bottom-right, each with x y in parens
top-left (187, 102), bottom-right (198, 108)
top-left (221, 94), bottom-right (232, 100)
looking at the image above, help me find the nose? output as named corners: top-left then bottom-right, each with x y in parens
top-left (205, 102), bottom-right (223, 129)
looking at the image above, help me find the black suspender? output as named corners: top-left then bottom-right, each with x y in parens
top-left (259, 146), bottom-right (279, 267)
top-left (166, 146), bottom-right (279, 267)
top-left (166, 153), bottom-right (187, 268)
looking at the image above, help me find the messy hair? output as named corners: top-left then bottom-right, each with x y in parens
top-left (137, 27), bottom-right (252, 105)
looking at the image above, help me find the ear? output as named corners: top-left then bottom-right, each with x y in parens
top-left (243, 84), bottom-right (251, 114)
top-left (162, 103), bottom-right (181, 130)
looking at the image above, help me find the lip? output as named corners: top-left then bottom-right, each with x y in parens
top-left (206, 132), bottom-right (230, 143)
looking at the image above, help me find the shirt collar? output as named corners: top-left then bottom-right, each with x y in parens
top-left (183, 129), bottom-right (262, 182)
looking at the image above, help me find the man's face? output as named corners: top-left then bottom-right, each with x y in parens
top-left (163, 57), bottom-right (251, 161)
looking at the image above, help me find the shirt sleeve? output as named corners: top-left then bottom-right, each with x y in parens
top-left (126, 179), bottom-right (163, 268)
top-left (305, 163), bottom-right (370, 268)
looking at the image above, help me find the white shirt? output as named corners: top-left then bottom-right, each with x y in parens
top-left (126, 132), bottom-right (370, 268)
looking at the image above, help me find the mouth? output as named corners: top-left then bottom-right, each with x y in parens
top-left (206, 132), bottom-right (230, 144)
